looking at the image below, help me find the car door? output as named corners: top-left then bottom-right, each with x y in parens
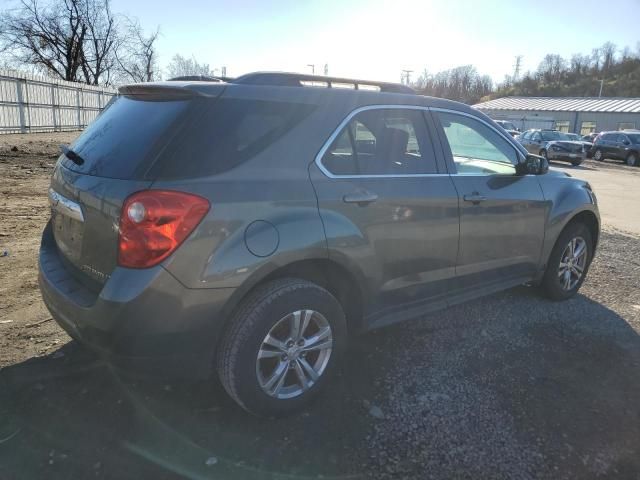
top-left (612, 133), bottom-right (629, 159)
top-left (599, 133), bottom-right (615, 158)
top-left (530, 131), bottom-right (543, 154)
top-left (309, 106), bottom-right (460, 321)
top-left (430, 109), bottom-right (547, 291)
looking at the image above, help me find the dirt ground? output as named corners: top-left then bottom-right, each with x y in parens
top-left (0, 132), bottom-right (78, 366)
top-left (0, 132), bottom-right (639, 479)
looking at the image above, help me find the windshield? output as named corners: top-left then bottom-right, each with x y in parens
top-left (497, 120), bottom-right (517, 130)
top-left (541, 131), bottom-right (570, 141)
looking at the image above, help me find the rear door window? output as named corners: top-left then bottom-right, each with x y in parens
top-left (321, 108), bottom-right (436, 176)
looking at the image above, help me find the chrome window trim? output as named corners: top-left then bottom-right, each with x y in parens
top-left (314, 104), bottom-right (525, 179)
top-left (48, 188), bottom-right (84, 222)
top-left (314, 104), bottom-right (440, 179)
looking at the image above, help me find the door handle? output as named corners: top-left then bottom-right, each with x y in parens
top-left (343, 191), bottom-right (378, 206)
top-left (463, 193), bottom-right (487, 204)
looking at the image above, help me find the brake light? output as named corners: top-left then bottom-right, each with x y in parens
top-left (118, 190), bottom-right (210, 268)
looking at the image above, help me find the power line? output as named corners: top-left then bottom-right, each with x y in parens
top-left (401, 69), bottom-right (413, 85)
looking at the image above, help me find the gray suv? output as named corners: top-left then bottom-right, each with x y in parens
top-left (39, 73), bottom-right (600, 416)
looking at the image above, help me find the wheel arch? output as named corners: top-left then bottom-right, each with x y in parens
top-left (218, 257), bottom-right (367, 342)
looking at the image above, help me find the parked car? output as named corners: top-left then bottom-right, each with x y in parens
top-left (39, 73), bottom-right (600, 416)
top-left (518, 129), bottom-right (586, 166)
top-left (591, 131), bottom-right (640, 166)
top-left (566, 133), bottom-right (593, 157)
top-left (493, 119), bottom-right (520, 137)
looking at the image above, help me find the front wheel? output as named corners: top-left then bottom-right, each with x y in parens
top-left (217, 278), bottom-right (347, 417)
top-left (626, 153), bottom-right (639, 167)
top-left (540, 222), bottom-right (593, 301)
top-left (593, 148), bottom-right (604, 161)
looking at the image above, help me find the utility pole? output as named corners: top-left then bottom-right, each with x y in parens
top-left (401, 69), bottom-right (413, 85)
top-left (221, 66), bottom-right (227, 78)
top-left (307, 64), bottom-right (315, 75)
top-left (323, 64), bottom-right (328, 76)
top-left (598, 79), bottom-right (604, 97)
top-left (512, 55), bottom-right (523, 81)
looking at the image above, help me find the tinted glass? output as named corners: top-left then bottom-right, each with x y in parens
top-left (522, 131), bottom-right (532, 140)
top-left (541, 131), bottom-right (569, 141)
top-left (436, 111), bottom-right (517, 175)
top-left (153, 98), bottom-right (316, 179)
top-left (322, 109), bottom-right (436, 175)
top-left (62, 96), bottom-right (190, 179)
top-left (627, 133), bottom-right (640, 143)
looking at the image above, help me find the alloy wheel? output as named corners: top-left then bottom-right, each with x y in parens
top-left (626, 154), bottom-right (638, 167)
top-left (558, 236), bottom-right (588, 291)
top-left (256, 309), bottom-right (333, 399)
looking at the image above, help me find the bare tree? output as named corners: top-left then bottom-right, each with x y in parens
top-left (78, 0), bottom-right (118, 85)
top-left (0, 0), bottom-right (87, 81)
top-left (115, 20), bottom-right (160, 82)
top-left (166, 54), bottom-right (215, 78)
top-left (0, 0), bottom-right (156, 85)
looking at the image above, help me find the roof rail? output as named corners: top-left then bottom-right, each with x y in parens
top-left (232, 72), bottom-right (416, 94)
top-left (167, 75), bottom-right (235, 82)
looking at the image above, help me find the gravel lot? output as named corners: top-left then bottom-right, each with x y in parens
top-left (0, 133), bottom-right (639, 479)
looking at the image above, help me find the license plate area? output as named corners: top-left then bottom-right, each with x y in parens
top-left (50, 189), bottom-right (84, 264)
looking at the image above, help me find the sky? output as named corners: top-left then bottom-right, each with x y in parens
top-left (111, 0), bottom-right (640, 84)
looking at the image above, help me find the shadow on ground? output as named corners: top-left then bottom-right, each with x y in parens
top-left (1, 289), bottom-right (639, 479)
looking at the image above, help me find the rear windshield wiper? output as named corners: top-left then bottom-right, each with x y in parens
top-left (60, 145), bottom-right (85, 166)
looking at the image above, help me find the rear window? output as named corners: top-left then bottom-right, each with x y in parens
top-left (150, 98), bottom-right (316, 179)
top-left (62, 95), bottom-right (315, 180)
top-left (62, 96), bottom-right (190, 179)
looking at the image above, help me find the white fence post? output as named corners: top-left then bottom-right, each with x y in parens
top-left (76, 88), bottom-right (82, 130)
top-left (51, 84), bottom-right (57, 132)
top-left (15, 78), bottom-right (27, 133)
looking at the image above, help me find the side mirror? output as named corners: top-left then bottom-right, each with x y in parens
top-left (516, 154), bottom-right (548, 175)
top-left (623, 140), bottom-right (630, 145)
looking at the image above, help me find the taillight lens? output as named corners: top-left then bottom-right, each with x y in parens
top-left (118, 190), bottom-right (210, 268)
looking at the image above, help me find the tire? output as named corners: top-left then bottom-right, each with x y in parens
top-left (540, 222), bottom-right (593, 301)
top-left (217, 278), bottom-right (347, 417)
top-left (626, 153), bottom-right (639, 167)
top-left (593, 148), bottom-right (604, 161)
top-left (571, 160), bottom-right (582, 167)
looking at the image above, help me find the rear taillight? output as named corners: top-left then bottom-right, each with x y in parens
top-left (118, 190), bottom-right (210, 268)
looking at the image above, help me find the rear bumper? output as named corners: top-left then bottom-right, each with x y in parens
top-left (38, 222), bottom-right (235, 379)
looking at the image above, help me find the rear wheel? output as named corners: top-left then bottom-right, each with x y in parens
top-left (217, 278), bottom-right (347, 417)
top-left (593, 148), bottom-right (604, 161)
top-left (540, 222), bottom-right (593, 301)
top-left (626, 153), bottom-right (639, 167)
